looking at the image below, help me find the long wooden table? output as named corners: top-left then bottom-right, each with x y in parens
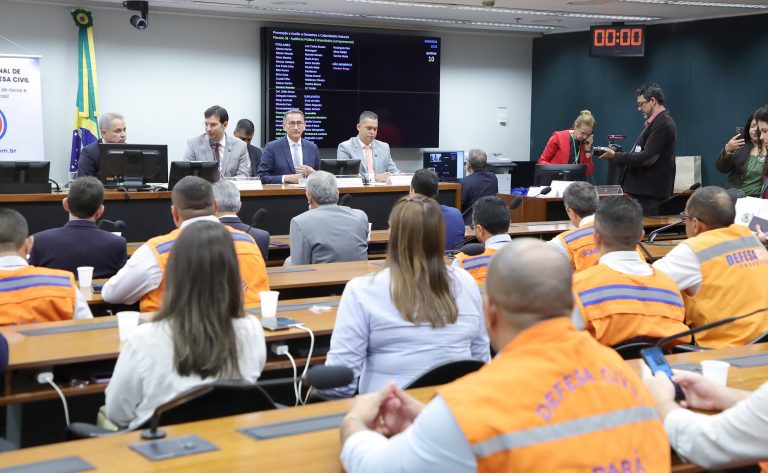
top-left (1, 345), bottom-right (766, 472)
top-left (2, 183), bottom-right (461, 241)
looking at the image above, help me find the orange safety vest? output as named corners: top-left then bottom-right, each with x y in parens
top-left (454, 247), bottom-right (499, 285)
top-left (573, 264), bottom-right (688, 346)
top-left (557, 223), bottom-right (600, 272)
top-left (682, 224), bottom-right (768, 348)
top-left (140, 227), bottom-right (270, 313)
top-left (0, 266), bottom-right (77, 325)
top-left (440, 317), bottom-right (670, 473)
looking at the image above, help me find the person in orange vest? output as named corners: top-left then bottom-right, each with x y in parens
top-left (653, 186), bottom-right (768, 348)
top-left (102, 176), bottom-right (269, 313)
top-left (572, 196), bottom-right (688, 347)
top-left (0, 209), bottom-right (93, 324)
top-left (548, 181), bottom-right (600, 272)
top-left (452, 196), bottom-right (511, 285)
top-left (339, 239), bottom-right (670, 473)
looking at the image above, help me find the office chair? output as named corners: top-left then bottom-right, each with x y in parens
top-left (611, 337), bottom-right (660, 360)
top-left (404, 359), bottom-right (485, 389)
top-left (66, 381), bottom-right (278, 440)
top-left (672, 331), bottom-right (768, 353)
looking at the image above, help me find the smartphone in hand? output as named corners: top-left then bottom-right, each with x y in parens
top-left (640, 347), bottom-right (686, 402)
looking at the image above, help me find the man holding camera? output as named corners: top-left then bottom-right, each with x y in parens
top-left (598, 83), bottom-right (676, 216)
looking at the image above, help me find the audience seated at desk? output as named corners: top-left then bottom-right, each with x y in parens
top-left (0, 209), bottom-right (92, 324)
top-left (76, 112), bottom-right (126, 178)
top-left (102, 176), bottom-right (269, 312)
top-left (547, 181), bottom-right (600, 272)
top-left (105, 221), bottom-right (266, 430)
top-left (257, 109), bottom-right (320, 184)
top-left (653, 186), bottom-right (768, 348)
top-left (287, 171), bottom-right (368, 266)
top-left (459, 149), bottom-right (498, 216)
top-left (336, 111), bottom-right (399, 183)
top-left (339, 239), bottom-right (668, 472)
top-left (213, 179), bottom-right (270, 260)
top-left (320, 195), bottom-right (490, 399)
top-left (452, 196), bottom-right (511, 285)
top-left (572, 196), bottom-right (688, 347)
top-left (29, 177), bottom-right (127, 279)
top-left (410, 169), bottom-right (465, 251)
top-left (182, 105), bottom-right (250, 178)
top-left (232, 118), bottom-right (263, 177)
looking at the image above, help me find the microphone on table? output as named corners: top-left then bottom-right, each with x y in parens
top-left (250, 208), bottom-right (267, 228)
top-left (97, 219), bottom-right (126, 231)
top-left (655, 182), bottom-right (702, 216)
top-left (338, 194), bottom-right (352, 207)
top-left (655, 306), bottom-right (768, 351)
top-left (140, 365), bottom-right (354, 440)
top-left (646, 219), bottom-right (684, 244)
top-left (509, 186), bottom-right (552, 210)
top-left (458, 243), bottom-right (485, 256)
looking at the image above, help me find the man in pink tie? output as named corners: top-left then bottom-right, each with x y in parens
top-left (337, 111), bottom-right (400, 183)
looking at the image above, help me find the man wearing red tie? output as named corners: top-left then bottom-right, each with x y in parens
top-left (337, 111), bottom-right (400, 183)
top-left (257, 109), bottom-right (321, 184)
top-left (182, 105), bottom-right (251, 178)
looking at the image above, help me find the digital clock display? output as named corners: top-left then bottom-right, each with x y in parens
top-left (590, 25), bottom-right (645, 57)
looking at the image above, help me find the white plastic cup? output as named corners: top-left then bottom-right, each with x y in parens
top-left (701, 360), bottom-right (730, 386)
top-left (116, 311), bottom-right (140, 342)
top-left (76, 266), bottom-right (94, 288)
top-left (68, 171), bottom-right (78, 187)
top-left (366, 172), bottom-right (375, 184)
top-left (259, 291), bottom-right (280, 319)
top-left (367, 223), bottom-right (372, 242)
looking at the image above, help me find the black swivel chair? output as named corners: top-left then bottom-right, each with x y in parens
top-left (611, 337), bottom-right (661, 360)
top-left (404, 359), bottom-right (485, 389)
top-left (66, 381), bottom-right (278, 440)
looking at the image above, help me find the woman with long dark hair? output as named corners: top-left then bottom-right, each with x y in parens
top-left (715, 113), bottom-right (766, 197)
top-left (105, 221), bottom-right (266, 429)
top-left (321, 194), bottom-right (490, 398)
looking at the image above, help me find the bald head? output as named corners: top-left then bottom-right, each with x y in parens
top-left (487, 239), bottom-right (574, 324)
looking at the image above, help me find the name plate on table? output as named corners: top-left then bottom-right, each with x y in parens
top-left (336, 177), bottom-right (364, 188)
top-left (0, 456), bottom-right (94, 473)
top-left (388, 175), bottom-right (413, 186)
top-left (231, 179), bottom-right (263, 191)
top-left (130, 435), bottom-right (218, 461)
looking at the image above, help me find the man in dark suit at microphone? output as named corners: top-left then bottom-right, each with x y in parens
top-left (212, 179), bottom-right (270, 260)
top-left (29, 177), bottom-right (127, 279)
top-left (182, 105), bottom-right (251, 177)
top-left (257, 109), bottom-right (321, 184)
top-left (653, 186), bottom-right (768, 348)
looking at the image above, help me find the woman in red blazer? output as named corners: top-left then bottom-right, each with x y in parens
top-left (538, 110), bottom-right (595, 176)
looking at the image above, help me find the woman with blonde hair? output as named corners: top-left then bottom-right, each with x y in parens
top-left (320, 194), bottom-right (490, 398)
top-left (538, 110), bottom-right (596, 176)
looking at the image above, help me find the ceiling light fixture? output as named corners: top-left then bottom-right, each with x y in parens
top-left (620, 0), bottom-right (768, 8)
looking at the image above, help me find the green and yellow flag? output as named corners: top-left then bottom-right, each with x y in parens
top-left (69, 9), bottom-right (100, 172)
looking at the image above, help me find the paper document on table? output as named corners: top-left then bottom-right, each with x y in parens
top-left (734, 197), bottom-right (768, 227)
top-left (548, 180), bottom-right (575, 197)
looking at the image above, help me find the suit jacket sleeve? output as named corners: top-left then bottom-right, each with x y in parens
top-left (235, 143), bottom-right (250, 177)
top-left (182, 138), bottom-right (197, 162)
top-left (77, 144), bottom-right (100, 177)
top-left (249, 146), bottom-right (263, 177)
top-left (612, 117), bottom-right (673, 168)
top-left (538, 132), bottom-right (562, 164)
top-left (337, 139), bottom-right (353, 160)
top-left (381, 142), bottom-right (399, 174)
top-left (305, 140), bottom-right (321, 169)
top-left (256, 142), bottom-right (283, 185)
top-left (288, 217), bottom-right (311, 265)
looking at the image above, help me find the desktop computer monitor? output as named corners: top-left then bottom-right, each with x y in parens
top-left (168, 161), bottom-right (220, 190)
top-left (534, 164), bottom-right (587, 187)
top-left (0, 161), bottom-right (51, 194)
top-left (98, 144), bottom-right (168, 191)
top-left (422, 151), bottom-right (465, 181)
top-left (320, 159), bottom-right (361, 176)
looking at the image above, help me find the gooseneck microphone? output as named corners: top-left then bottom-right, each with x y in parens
top-left (655, 306), bottom-right (768, 351)
top-left (459, 243), bottom-right (485, 256)
top-left (510, 186), bottom-right (552, 210)
top-left (646, 220), bottom-right (683, 244)
top-left (97, 219), bottom-right (126, 231)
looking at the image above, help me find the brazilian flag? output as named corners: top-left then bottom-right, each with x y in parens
top-left (69, 9), bottom-right (100, 173)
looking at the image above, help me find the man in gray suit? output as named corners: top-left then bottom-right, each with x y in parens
top-left (182, 105), bottom-right (250, 177)
top-left (287, 171), bottom-right (369, 265)
top-left (337, 111), bottom-right (399, 183)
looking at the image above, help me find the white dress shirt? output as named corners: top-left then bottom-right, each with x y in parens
top-left (0, 255), bottom-right (93, 320)
top-left (281, 137), bottom-right (303, 184)
top-left (321, 266), bottom-right (490, 398)
top-left (105, 315), bottom-right (266, 430)
top-left (664, 381), bottom-right (768, 468)
top-left (451, 233), bottom-right (512, 269)
top-left (101, 216), bottom-right (220, 304)
top-left (341, 395), bottom-right (476, 473)
top-left (652, 242), bottom-right (702, 295)
top-left (571, 251), bottom-right (653, 329)
top-left (547, 214), bottom-right (594, 254)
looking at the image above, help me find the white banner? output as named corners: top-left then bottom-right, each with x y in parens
top-left (0, 54), bottom-right (44, 161)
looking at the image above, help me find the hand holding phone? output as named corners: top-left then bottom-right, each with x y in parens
top-left (640, 347), bottom-right (686, 402)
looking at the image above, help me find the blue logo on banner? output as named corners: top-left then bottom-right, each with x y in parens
top-left (0, 109), bottom-right (7, 140)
